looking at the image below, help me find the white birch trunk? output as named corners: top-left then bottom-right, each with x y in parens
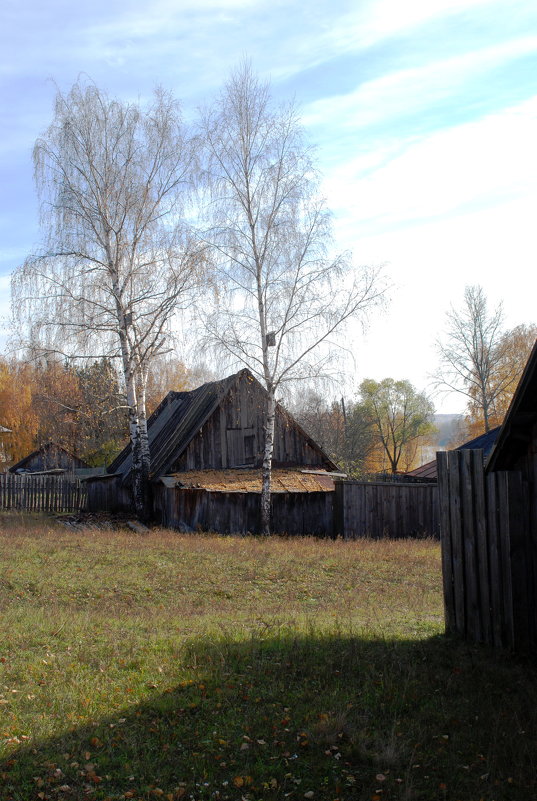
top-left (260, 389), bottom-right (276, 536)
top-left (136, 375), bottom-right (151, 520)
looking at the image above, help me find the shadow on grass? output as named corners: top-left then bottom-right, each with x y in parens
top-left (1, 632), bottom-right (537, 801)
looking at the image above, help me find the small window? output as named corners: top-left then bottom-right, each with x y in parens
top-left (244, 434), bottom-right (256, 464)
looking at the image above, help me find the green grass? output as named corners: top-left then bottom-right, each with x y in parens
top-left (0, 513), bottom-right (536, 801)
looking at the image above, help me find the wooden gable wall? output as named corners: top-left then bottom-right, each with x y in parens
top-left (170, 374), bottom-right (331, 472)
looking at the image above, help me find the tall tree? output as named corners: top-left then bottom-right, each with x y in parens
top-left (200, 63), bottom-right (383, 533)
top-left (292, 391), bottom-right (377, 477)
top-left (31, 358), bottom-right (83, 454)
top-left (357, 378), bottom-right (435, 474)
top-left (76, 358), bottom-right (127, 465)
top-left (483, 323), bottom-right (537, 422)
top-left (12, 81), bottom-right (203, 517)
top-left (435, 285), bottom-right (512, 432)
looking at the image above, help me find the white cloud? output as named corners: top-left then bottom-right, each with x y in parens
top-left (323, 0), bottom-right (497, 52)
top-left (302, 35), bottom-right (537, 133)
top-left (320, 96), bottom-right (537, 236)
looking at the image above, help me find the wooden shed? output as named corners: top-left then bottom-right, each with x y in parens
top-left (9, 442), bottom-right (90, 474)
top-left (91, 369), bottom-right (340, 535)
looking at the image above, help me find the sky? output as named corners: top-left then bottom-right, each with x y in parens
top-left (1, 0), bottom-right (536, 413)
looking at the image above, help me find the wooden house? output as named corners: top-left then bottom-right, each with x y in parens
top-left (9, 442), bottom-right (90, 475)
top-left (92, 369), bottom-right (340, 534)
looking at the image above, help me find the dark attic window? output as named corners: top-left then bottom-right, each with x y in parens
top-left (244, 434), bottom-right (256, 464)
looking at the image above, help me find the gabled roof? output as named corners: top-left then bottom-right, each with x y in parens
top-left (487, 339), bottom-right (537, 472)
top-left (407, 426), bottom-right (501, 480)
top-left (109, 372), bottom-right (240, 479)
top-left (9, 441), bottom-right (90, 473)
top-left (109, 369), bottom-right (338, 481)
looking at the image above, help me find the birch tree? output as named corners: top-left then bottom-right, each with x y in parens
top-left (435, 285), bottom-right (516, 432)
top-left (11, 81), bottom-right (202, 518)
top-left (200, 63), bottom-right (384, 534)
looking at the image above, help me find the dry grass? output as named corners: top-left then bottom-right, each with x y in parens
top-left (0, 513), bottom-right (536, 801)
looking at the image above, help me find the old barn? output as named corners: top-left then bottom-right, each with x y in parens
top-left (9, 441), bottom-right (90, 475)
top-left (90, 369), bottom-right (340, 535)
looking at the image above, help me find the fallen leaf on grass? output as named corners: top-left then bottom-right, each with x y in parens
top-left (233, 776), bottom-right (253, 788)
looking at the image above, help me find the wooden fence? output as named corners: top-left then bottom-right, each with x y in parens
top-left (153, 484), bottom-right (334, 537)
top-left (334, 480), bottom-right (439, 540)
top-left (84, 474), bottom-right (131, 513)
top-left (437, 449), bottom-right (536, 651)
top-left (0, 473), bottom-right (87, 514)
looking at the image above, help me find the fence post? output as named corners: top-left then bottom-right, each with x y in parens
top-left (437, 451), bottom-right (455, 634)
top-left (333, 480), bottom-right (344, 539)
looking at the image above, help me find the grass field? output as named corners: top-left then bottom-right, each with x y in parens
top-left (0, 513), bottom-right (536, 801)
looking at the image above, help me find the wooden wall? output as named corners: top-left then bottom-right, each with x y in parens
top-left (152, 480), bottom-right (439, 539)
top-left (172, 378), bottom-right (332, 472)
top-left (12, 444), bottom-right (86, 473)
top-left (335, 480), bottom-right (439, 540)
top-left (153, 485), bottom-right (334, 537)
top-left (437, 449), bottom-right (536, 651)
top-left (84, 476), bottom-right (132, 513)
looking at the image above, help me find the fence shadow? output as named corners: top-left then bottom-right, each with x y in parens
top-left (1, 633), bottom-right (537, 800)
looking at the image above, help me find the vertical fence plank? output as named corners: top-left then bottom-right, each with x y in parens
top-left (497, 472), bottom-right (515, 650)
top-left (437, 452), bottom-right (455, 634)
top-left (486, 472), bottom-right (504, 648)
top-left (507, 471), bottom-right (530, 651)
top-left (529, 454), bottom-right (537, 649)
top-left (447, 450), bottom-right (466, 636)
top-left (472, 450), bottom-right (491, 644)
top-left (460, 449), bottom-right (481, 642)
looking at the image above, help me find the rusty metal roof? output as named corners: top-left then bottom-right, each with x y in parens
top-left (159, 468), bottom-right (336, 493)
top-left (406, 460), bottom-right (438, 479)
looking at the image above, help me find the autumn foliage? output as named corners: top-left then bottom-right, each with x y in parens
top-left (0, 356), bottom-right (201, 467)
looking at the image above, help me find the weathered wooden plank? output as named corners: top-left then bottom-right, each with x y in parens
top-left (437, 451), bottom-right (455, 634)
top-left (497, 472), bottom-right (515, 649)
top-left (460, 449), bottom-right (481, 642)
top-left (447, 450), bottom-right (466, 636)
top-left (528, 453), bottom-right (537, 649)
top-left (507, 471), bottom-right (530, 651)
top-left (472, 449), bottom-right (492, 644)
top-left (486, 472), bottom-right (504, 648)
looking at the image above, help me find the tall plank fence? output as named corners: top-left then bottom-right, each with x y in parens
top-left (437, 449), bottom-right (536, 651)
top-left (0, 473), bottom-right (87, 514)
top-left (335, 480), bottom-right (439, 539)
